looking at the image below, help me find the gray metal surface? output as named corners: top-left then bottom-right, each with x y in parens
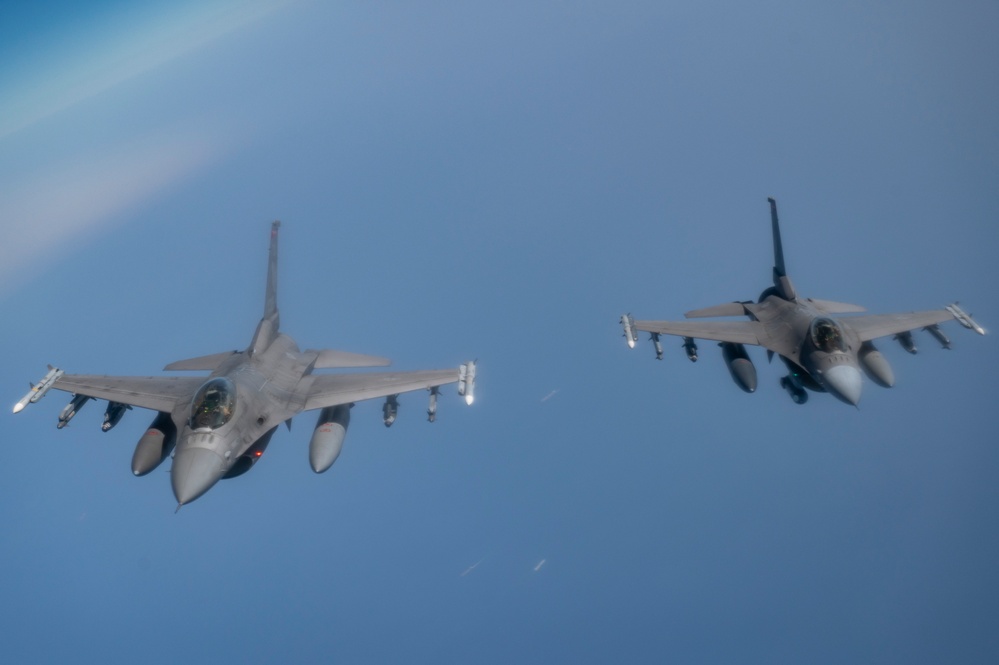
top-left (625, 198), bottom-right (985, 406)
top-left (16, 221), bottom-right (475, 507)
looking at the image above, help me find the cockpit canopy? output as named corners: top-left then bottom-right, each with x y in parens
top-left (809, 317), bottom-right (847, 353)
top-left (190, 377), bottom-right (236, 430)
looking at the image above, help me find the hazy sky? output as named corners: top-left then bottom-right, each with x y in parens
top-left (2, 2), bottom-right (998, 663)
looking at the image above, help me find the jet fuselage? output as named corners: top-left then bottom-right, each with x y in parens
top-left (745, 295), bottom-right (863, 405)
top-left (170, 333), bottom-right (310, 504)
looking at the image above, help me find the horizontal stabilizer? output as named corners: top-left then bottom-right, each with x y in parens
top-left (312, 349), bottom-right (392, 369)
top-left (685, 302), bottom-right (748, 318)
top-left (806, 299), bottom-right (867, 314)
top-left (164, 351), bottom-right (239, 371)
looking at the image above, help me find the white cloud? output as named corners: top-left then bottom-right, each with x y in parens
top-left (0, 134), bottom-right (221, 294)
top-left (0, 0), bottom-right (292, 139)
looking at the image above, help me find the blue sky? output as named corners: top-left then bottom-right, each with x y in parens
top-left (2, 1), bottom-right (998, 663)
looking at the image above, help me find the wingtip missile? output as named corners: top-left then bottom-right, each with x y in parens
top-left (946, 303), bottom-right (986, 335)
top-left (458, 361), bottom-right (476, 405)
top-left (13, 366), bottom-right (64, 413)
top-left (621, 314), bottom-right (637, 348)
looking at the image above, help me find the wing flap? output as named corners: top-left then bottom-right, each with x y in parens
top-left (53, 375), bottom-right (205, 412)
top-left (301, 370), bottom-right (459, 411)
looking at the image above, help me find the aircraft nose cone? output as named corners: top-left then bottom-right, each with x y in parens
top-left (824, 364), bottom-right (863, 406)
top-left (172, 447), bottom-right (226, 506)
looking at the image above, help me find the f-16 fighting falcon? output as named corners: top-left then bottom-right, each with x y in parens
top-left (620, 198), bottom-right (985, 406)
top-left (14, 222), bottom-right (476, 508)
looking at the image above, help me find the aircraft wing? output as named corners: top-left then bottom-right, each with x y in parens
top-left (301, 369), bottom-right (460, 411)
top-left (633, 319), bottom-right (763, 346)
top-left (842, 309), bottom-right (956, 343)
top-left (52, 374), bottom-right (205, 413)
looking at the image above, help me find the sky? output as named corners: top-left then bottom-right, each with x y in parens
top-left (2, 1), bottom-right (998, 662)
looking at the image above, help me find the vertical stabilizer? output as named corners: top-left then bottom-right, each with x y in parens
top-left (768, 197), bottom-right (785, 278)
top-left (767, 197), bottom-right (797, 300)
top-left (264, 220), bottom-right (280, 322)
top-left (250, 221), bottom-right (281, 355)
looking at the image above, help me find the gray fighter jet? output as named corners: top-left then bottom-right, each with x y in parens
top-left (620, 198), bottom-right (985, 406)
top-left (14, 222), bottom-right (476, 508)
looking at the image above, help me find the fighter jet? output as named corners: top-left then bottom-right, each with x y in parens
top-left (620, 198), bottom-right (985, 406)
top-left (14, 222), bottom-right (476, 508)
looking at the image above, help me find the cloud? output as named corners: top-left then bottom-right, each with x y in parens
top-left (460, 559), bottom-right (483, 577)
top-left (0, 133), bottom-right (221, 294)
top-left (0, 1), bottom-right (289, 295)
top-left (0, 0), bottom-right (293, 140)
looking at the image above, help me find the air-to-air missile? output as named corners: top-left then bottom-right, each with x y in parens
top-left (946, 303), bottom-right (986, 336)
top-left (683, 337), bottom-right (699, 362)
top-left (427, 386), bottom-right (439, 422)
top-left (102, 401), bottom-right (131, 432)
top-left (12, 365), bottom-right (64, 414)
top-left (57, 394), bottom-right (91, 429)
top-left (458, 361), bottom-right (477, 405)
top-left (650, 332), bottom-right (664, 360)
top-left (894, 331), bottom-right (917, 354)
top-left (924, 324), bottom-right (952, 350)
top-left (620, 314), bottom-right (637, 348)
top-left (382, 395), bottom-right (399, 427)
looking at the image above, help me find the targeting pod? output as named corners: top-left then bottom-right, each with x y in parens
top-left (13, 365), bottom-right (64, 413)
top-left (924, 324), bottom-right (951, 350)
top-left (683, 337), bottom-right (698, 362)
top-left (650, 333), bottom-right (663, 360)
top-left (621, 314), bottom-right (637, 349)
top-left (383, 395), bottom-right (399, 427)
top-left (102, 401), bottom-right (131, 432)
top-left (458, 361), bottom-right (476, 405)
top-left (946, 303), bottom-right (986, 335)
top-left (427, 386), bottom-right (439, 422)
top-left (57, 394), bottom-right (91, 429)
top-left (894, 331), bottom-right (917, 355)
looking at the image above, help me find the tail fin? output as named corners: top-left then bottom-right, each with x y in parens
top-left (264, 220), bottom-right (280, 322)
top-left (767, 198), bottom-right (797, 300)
top-left (249, 221), bottom-right (281, 355)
